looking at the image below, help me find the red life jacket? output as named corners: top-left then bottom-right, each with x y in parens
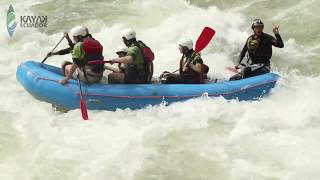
top-left (82, 38), bottom-right (104, 73)
top-left (83, 38), bottom-right (103, 54)
top-left (137, 41), bottom-right (154, 63)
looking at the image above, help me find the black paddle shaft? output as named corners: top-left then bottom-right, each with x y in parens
top-left (41, 36), bottom-right (65, 63)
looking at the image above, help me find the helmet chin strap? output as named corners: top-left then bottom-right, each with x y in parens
top-left (124, 38), bottom-right (136, 47)
top-left (181, 47), bottom-right (188, 55)
top-left (186, 48), bottom-right (192, 54)
top-left (74, 35), bottom-right (84, 43)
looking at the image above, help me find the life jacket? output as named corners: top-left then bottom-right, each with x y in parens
top-left (181, 51), bottom-right (208, 83)
top-left (247, 35), bottom-right (261, 52)
top-left (128, 41), bottom-right (154, 83)
top-left (201, 64), bottom-right (209, 82)
top-left (82, 38), bottom-right (104, 73)
top-left (135, 41), bottom-right (154, 62)
top-left (246, 34), bottom-right (271, 65)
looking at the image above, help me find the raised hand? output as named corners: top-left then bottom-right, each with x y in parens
top-left (108, 59), bottom-right (117, 65)
top-left (273, 24), bottom-right (280, 34)
top-left (46, 52), bottom-right (52, 58)
top-left (64, 32), bottom-right (69, 38)
top-left (59, 77), bottom-right (69, 85)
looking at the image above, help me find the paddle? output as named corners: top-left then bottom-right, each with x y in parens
top-left (172, 27), bottom-right (216, 73)
top-left (41, 36), bottom-right (65, 63)
top-left (76, 69), bottom-right (89, 120)
top-left (89, 60), bottom-right (113, 65)
top-left (195, 27), bottom-right (216, 53)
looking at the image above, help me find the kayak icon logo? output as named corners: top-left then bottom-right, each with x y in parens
top-left (7, 4), bottom-right (17, 38)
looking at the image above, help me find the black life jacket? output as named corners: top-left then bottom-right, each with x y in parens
top-left (180, 50), bottom-right (208, 83)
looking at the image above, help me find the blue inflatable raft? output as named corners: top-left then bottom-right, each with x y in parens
top-left (16, 61), bottom-right (280, 111)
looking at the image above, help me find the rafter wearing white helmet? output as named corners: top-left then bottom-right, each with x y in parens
top-left (121, 28), bottom-right (136, 40)
top-left (116, 45), bottom-right (128, 54)
top-left (70, 26), bottom-right (87, 37)
top-left (179, 39), bottom-right (193, 50)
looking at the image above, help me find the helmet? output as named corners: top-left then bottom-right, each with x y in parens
top-left (121, 28), bottom-right (136, 40)
top-left (70, 26), bottom-right (87, 37)
top-left (116, 45), bottom-right (128, 53)
top-left (179, 39), bottom-right (193, 50)
top-left (252, 19), bottom-right (264, 29)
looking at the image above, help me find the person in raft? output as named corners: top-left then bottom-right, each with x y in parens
top-left (105, 45), bottom-right (128, 74)
top-left (160, 39), bottom-right (209, 84)
top-left (107, 29), bottom-right (154, 84)
top-left (229, 18), bottom-right (284, 81)
top-left (59, 26), bottom-right (105, 84)
top-left (46, 27), bottom-right (93, 57)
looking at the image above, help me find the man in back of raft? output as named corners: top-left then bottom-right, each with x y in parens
top-left (230, 18), bottom-right (284, 81)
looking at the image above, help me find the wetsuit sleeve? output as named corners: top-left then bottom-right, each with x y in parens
top-left (68, 40), bottom-right (75, 49)
top-left (271, 33), bottom-right (284, 48)
top-left (66, 36), bottom-right (75, 49)
top-left (238, 42), bottom-right (248, 64)
top-left (56, 47), bottom-right (72, 55)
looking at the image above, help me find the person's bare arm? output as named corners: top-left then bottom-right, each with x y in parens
top-left (59, 63), bottom-right (78, 84)
top-left (105, 66), bottom-right (121, 73)
top-left (110, 55), bottom-right (133, 64)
